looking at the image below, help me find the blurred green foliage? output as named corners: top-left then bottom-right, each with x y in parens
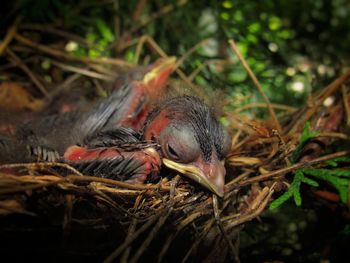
top-left (2, 0), bottom-right (350, 108)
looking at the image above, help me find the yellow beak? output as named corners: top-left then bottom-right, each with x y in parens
top-left (163, 158), bottom-right (225, 197)
top-left (143, 57), bottom-right (176, 84)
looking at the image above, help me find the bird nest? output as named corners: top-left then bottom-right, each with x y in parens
top-left (1, 21), bottom-right (350, 262)
top-left (0, 160), bottom-right (265, 262)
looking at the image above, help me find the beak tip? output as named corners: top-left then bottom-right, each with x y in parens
top-left (212, 185), bottom-right (225, 198)
top-left (163, 158), bottom-right (226, 197)
top-left (217, 189), bottom-right (225, 198)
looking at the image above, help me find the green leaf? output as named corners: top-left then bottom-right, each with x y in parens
top-left (220, 12), bottom-right (230, 20)
top-left (248, 23), bottom-right (261, 33)
top-left (269, 189), bottom-right (293, 209)
top-left (301, 168), bottom-right (350, 181)
top-left (86, 32), bottom-right (97, 44)
top-left (293, 189), bottom-right (302, 206)
top-left (325, 159), bottom-right (339, 167)
top-left (96, 19), bottom-right (114, 42)
top-left (301, 176), bottom-right (319, 187)
top-left (291, 122), bottom-right (320, 163)
top-left (302, 168), bottom-right (350, 178)
top-left (247, 34), bottom-right (258, 44)
top-left (233, 10), bottom-right (243, 22)
top-left (222, 1), bottom-right (233, 9)
top-left (88, 49), bottom-right (100, 58)
top-left (279, 29), bottom-right (291, 39)
top-left (124, 50), bottom-right (135, 62)
top-left (338, 187), bottom-right (348, 204)
top-left (300, 122), bottom-right (320, 144)
top-left (269, 16), bottom-right (282, 31)
top-left (220, 116), bottom-right (230, 127)
top-left (270, 170), bottom-right (304, 209)
top-left (228, 68), bottom-right (247, 82)
top-left (301, 168), bottom-right (349, 203)
top-left (325, 156), bottom-right (350, 167)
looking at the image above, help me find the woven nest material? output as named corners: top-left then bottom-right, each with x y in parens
top-left (0, 162), bottom-right (247, 262)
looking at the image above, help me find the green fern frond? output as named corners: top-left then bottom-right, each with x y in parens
top-left (301, 168), bottom-right (349, 203)
top-left (270, 167), bottom-right (350, 210)
top-left (300, 176), bottom-right (319, 187)
top-left (325, 156), bottom-right (350, 167)
top-left (270, 122), bottom-right (350, 209)
top-left (270, 170), bottom-right (305, 209)
top-left (291, 122), bottom-right (320, 163)
top-left (302, 168), bottom-right (350, 178)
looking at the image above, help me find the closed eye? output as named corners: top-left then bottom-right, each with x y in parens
top-left (166, 143), bottom-right (180, 160)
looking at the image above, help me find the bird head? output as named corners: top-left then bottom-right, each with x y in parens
top-left (142, 96), bottom-right (231, 197)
